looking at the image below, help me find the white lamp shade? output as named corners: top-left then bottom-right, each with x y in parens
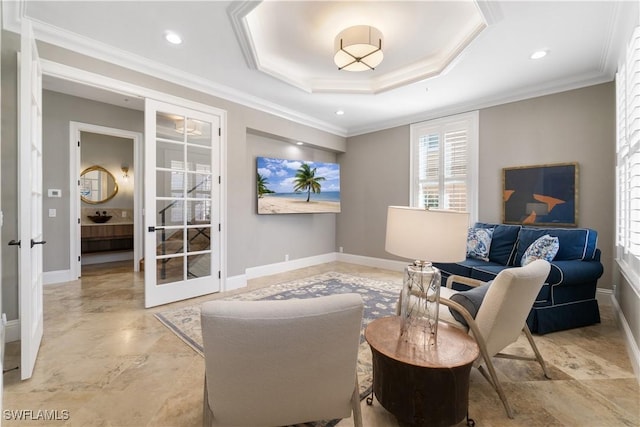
top-left (385, 206), bottom-right (469, 263)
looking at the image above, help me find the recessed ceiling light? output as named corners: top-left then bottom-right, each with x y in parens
top-left (165, 31), bottom-right (183, 45)
top-left (530, 50), bottom-right (548, 60)
top-left (335, 110), bottom-right (345, 116)
top-left (296, 142), bottom-right (304, 146)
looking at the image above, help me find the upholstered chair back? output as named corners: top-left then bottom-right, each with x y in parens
top-left (201, 293), bottom-right (364, 427)
top-left (474, 259), bottom-right (551, 357)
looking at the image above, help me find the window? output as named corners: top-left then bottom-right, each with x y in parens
top-left (410, 111), bottom-right (479, 222)
top-left (616, 26), bottom-right (640, 287)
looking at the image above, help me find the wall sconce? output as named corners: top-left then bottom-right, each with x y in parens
top-left (121, 165), bottom-right (129, 182)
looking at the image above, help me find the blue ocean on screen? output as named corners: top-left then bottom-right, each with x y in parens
top-left (269, 191), bottom-right (340, 202)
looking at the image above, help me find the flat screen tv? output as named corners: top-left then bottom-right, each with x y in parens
top-left (257, 156), bottom-right (341, 214)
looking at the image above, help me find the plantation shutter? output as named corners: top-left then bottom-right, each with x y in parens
top-left (443, 125), bottom-right (468, 211)
top-left (411, 111), bottom-right (478, 221)
top-left (616, 26), bottom-right (640, 277)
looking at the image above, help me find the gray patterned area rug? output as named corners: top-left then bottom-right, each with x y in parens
top-left (155, 271), bottom-right (402, 426)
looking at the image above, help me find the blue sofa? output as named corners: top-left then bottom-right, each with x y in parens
top-left (433, 222), bottom-right (604, 334)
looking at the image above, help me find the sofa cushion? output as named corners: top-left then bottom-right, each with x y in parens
top-left (515, 227), bottom-right (598, 264)
top-left (521, 235), bottom-right (560, 266)
top-left (466, 227), bottom-right (493, 261)
top-left (448, 282), bottom-right (491, 327)
top-left (474, 222), bottom-right (521, 265)
top-left (434, 258), bottom-right (493, 280)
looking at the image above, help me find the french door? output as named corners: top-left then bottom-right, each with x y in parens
top-left (144, 99), bottom-right (221, 307)
top-left (18, 20), bottom-right (44, 380)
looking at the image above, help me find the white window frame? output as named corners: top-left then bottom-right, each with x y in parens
top-left (616, 26), bottom-right (640, 291)
top-left (409, 111), bottom-right (479, 224)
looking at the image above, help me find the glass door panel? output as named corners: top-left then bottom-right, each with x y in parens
top-left (145, 100), bottom-right (221, 307)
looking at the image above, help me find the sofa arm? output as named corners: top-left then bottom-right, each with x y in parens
top-left (548, 260), bottom-right (604, 286)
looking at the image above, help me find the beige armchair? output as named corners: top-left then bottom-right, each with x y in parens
top-left (200, 293), bottom-right (364, 427)
top-left (398, 259), bottom-right (551, 419)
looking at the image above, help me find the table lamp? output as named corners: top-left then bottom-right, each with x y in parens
top-left (385, 206), bottom-right (469, 345)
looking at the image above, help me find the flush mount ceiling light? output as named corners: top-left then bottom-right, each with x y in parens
top-left (334, 25), bottom-right (384, 72)
top-left (175, 118), bottom-right (202, 136)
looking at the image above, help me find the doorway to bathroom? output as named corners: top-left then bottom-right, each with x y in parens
top-left (70, 122), bottom-right (143, 278)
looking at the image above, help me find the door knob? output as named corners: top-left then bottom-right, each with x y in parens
top-left (8, 240), bottom-right (21, 247)
top-left (30, 239), bottom-right (46, 248)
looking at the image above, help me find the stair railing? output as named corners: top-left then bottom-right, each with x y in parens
top-left (156, 175), bottom-right (212, 279)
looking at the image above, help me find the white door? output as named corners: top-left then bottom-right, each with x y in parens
top-left (18, 20), bottom-right (44, 380)
top-left (144, 99), bottom-right (221, 307)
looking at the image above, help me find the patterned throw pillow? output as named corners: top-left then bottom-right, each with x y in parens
top-left (466, 228), bottom-right (493, 262)
top-left (521, 234), bottom-right (560, 266)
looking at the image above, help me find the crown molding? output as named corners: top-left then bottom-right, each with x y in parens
top-left (235, 0), bottom-right (488, 95)
top-left (346, 71), bottom-right (614, 138)
top-left (4, 0), bottom-right (348, 138)
top-left (1, 0), bottom-right (23, 33)
top-left (227, 0), bottom-right (261, 70)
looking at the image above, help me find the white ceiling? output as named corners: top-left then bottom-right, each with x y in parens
top-left (3, 1), bottom-right (637, 137)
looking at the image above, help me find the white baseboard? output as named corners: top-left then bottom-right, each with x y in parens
top-left (5, 319), bottom-right (20, 343)
top-left (224, 274), bottom-right (247, 292)
top-left (43, 269), bottom-right (76, 285)
top-left (245, 253), bottom-right (338, 280)
top-left (596, 287), bottom-right (613, 305)
top-left (610, 293), bottom-right (640, 383)
top-left (336, 252), bottom-right (407, 272)
top-left (82, 251), bottom-right (133, 265)
top-left (223, 253), bottom-right (340, 293)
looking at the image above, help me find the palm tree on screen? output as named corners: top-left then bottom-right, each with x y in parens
top-left (257, 173), bottom-right (272, 198)
top-left (293, 164), bottom-right (325, 202)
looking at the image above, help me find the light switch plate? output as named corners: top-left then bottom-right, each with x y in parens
top-left (48, 189), bottom-right (62, 198)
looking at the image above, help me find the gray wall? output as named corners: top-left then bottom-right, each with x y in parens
top-left (479, 83), bottom-right (615, 288)
top-left (245, 132), bottom-right (338, 267)
top-left (41, 91), bottom-right (143, 274)
top-left (336, 126), bottom-right (409, 261)
top-left (80, 132), bottom-right (135, 210)
top-left (1, 32), bottom-right (19, 321)
top-left (337, 83), bottom-right (615, 289)
top-left (1, 32), bottom-right (345, 321)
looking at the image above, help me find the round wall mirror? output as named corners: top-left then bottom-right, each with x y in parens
top-left (80, 165), bottom-right (118, 204)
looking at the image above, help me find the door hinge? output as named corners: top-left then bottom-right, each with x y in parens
top-left (78, 180), bottom-right (80, 186)
top-left (78, 256), bottom-right (81, 262)
top-left (218, 128), bottom-right (221, 136)
top-left (218, 176), bottom-right (221, 184)
top-left (77, 218), bottom-right (80, 224)
top-left (77, 140), bottom-right (80, 147)
top-left (218, 271), bottom-right (221, 279)
top-left (218, 223), bottom-right (221, 232)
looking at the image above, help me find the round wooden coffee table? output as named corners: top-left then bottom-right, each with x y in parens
top-left (365, 316), bottom-right (480, 427)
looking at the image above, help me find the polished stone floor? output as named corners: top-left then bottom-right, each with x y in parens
top-left (3, 261), bottom-right (639, 426)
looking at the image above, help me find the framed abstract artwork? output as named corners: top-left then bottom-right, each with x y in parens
top-left (502, 162), bottom-right (578, 227)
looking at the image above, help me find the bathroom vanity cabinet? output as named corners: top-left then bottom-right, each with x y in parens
top-left (81, 223), bottom-right (134, 253)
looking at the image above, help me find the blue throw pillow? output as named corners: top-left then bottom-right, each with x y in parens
top-left (448, 282), bottom-right (491, 327)
top-left (466, 228), bottom-right (493, 262)
top-left (521, 234), bottom-right (559, 266)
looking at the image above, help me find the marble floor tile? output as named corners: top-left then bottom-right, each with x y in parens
top-left (3, 261), bottom-right (639, 426)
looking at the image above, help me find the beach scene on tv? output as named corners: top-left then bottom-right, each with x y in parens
top-left (257, 156), bottom-right (341, 214)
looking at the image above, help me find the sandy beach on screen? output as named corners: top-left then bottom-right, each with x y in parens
top-left (258, 196), bottom-right (340, 214)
